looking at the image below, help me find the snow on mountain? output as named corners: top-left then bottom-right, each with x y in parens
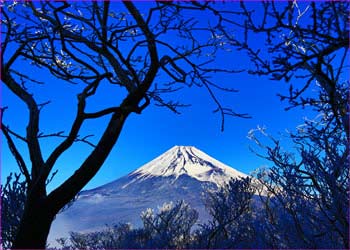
top-left (128, 145), bottom-right (247, 186)
top-left (48, 146), bottom-right (248, 244)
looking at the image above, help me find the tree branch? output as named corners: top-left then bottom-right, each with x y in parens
top-left (1, 70), bottom-right (44, 180)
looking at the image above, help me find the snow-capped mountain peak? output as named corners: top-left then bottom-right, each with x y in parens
top-left (129, 145), bottom-right (246, 185)
top-left (49, 145), bottom-right (249, 242)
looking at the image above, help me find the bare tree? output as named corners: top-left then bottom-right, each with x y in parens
top-left (249, 100), bottom-right (349, 248)
top-left (140, 200), bottom-right (198, 248)
top-left (1, 1), bottom-right (248, 248)
top-left (1, 173), bottom-right (26, 249)
top-left (198, 177), bottom-right (255, 248)
top-left (230, 1), bottom-right (349, 248)
top-left (230, 1), bottom-right (349, 136)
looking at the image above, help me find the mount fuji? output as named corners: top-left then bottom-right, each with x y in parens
top-left (48, 146), bottom-right (247, 242)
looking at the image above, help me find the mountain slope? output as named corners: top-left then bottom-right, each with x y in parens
top-left (48, 146), bottom-right (247, 243)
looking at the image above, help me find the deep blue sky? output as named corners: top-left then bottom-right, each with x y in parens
top-left (1, 1), bottom-right (315, 191)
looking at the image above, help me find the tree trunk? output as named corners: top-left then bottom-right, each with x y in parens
top-left (12, 183), bottom-right (54, 249)
top-left (12, 203), bottom-right (54, 249)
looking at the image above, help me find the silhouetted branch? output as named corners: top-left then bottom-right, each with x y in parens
top-left (1, 108), bottom-right (31, 183)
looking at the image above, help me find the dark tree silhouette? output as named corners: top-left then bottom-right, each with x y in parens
top-left (1, 173), bottom-right (26, 249)
top-left (139, 200), bottom-right (198, 248)
top-left (229, 1), bottom-right (349, 248)
top-left (199, 177), bottom-right (255, 248)
top-left (226, 1), bottom-right (348, 137)
top-left (1, 1), bottom-right (247, 248)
